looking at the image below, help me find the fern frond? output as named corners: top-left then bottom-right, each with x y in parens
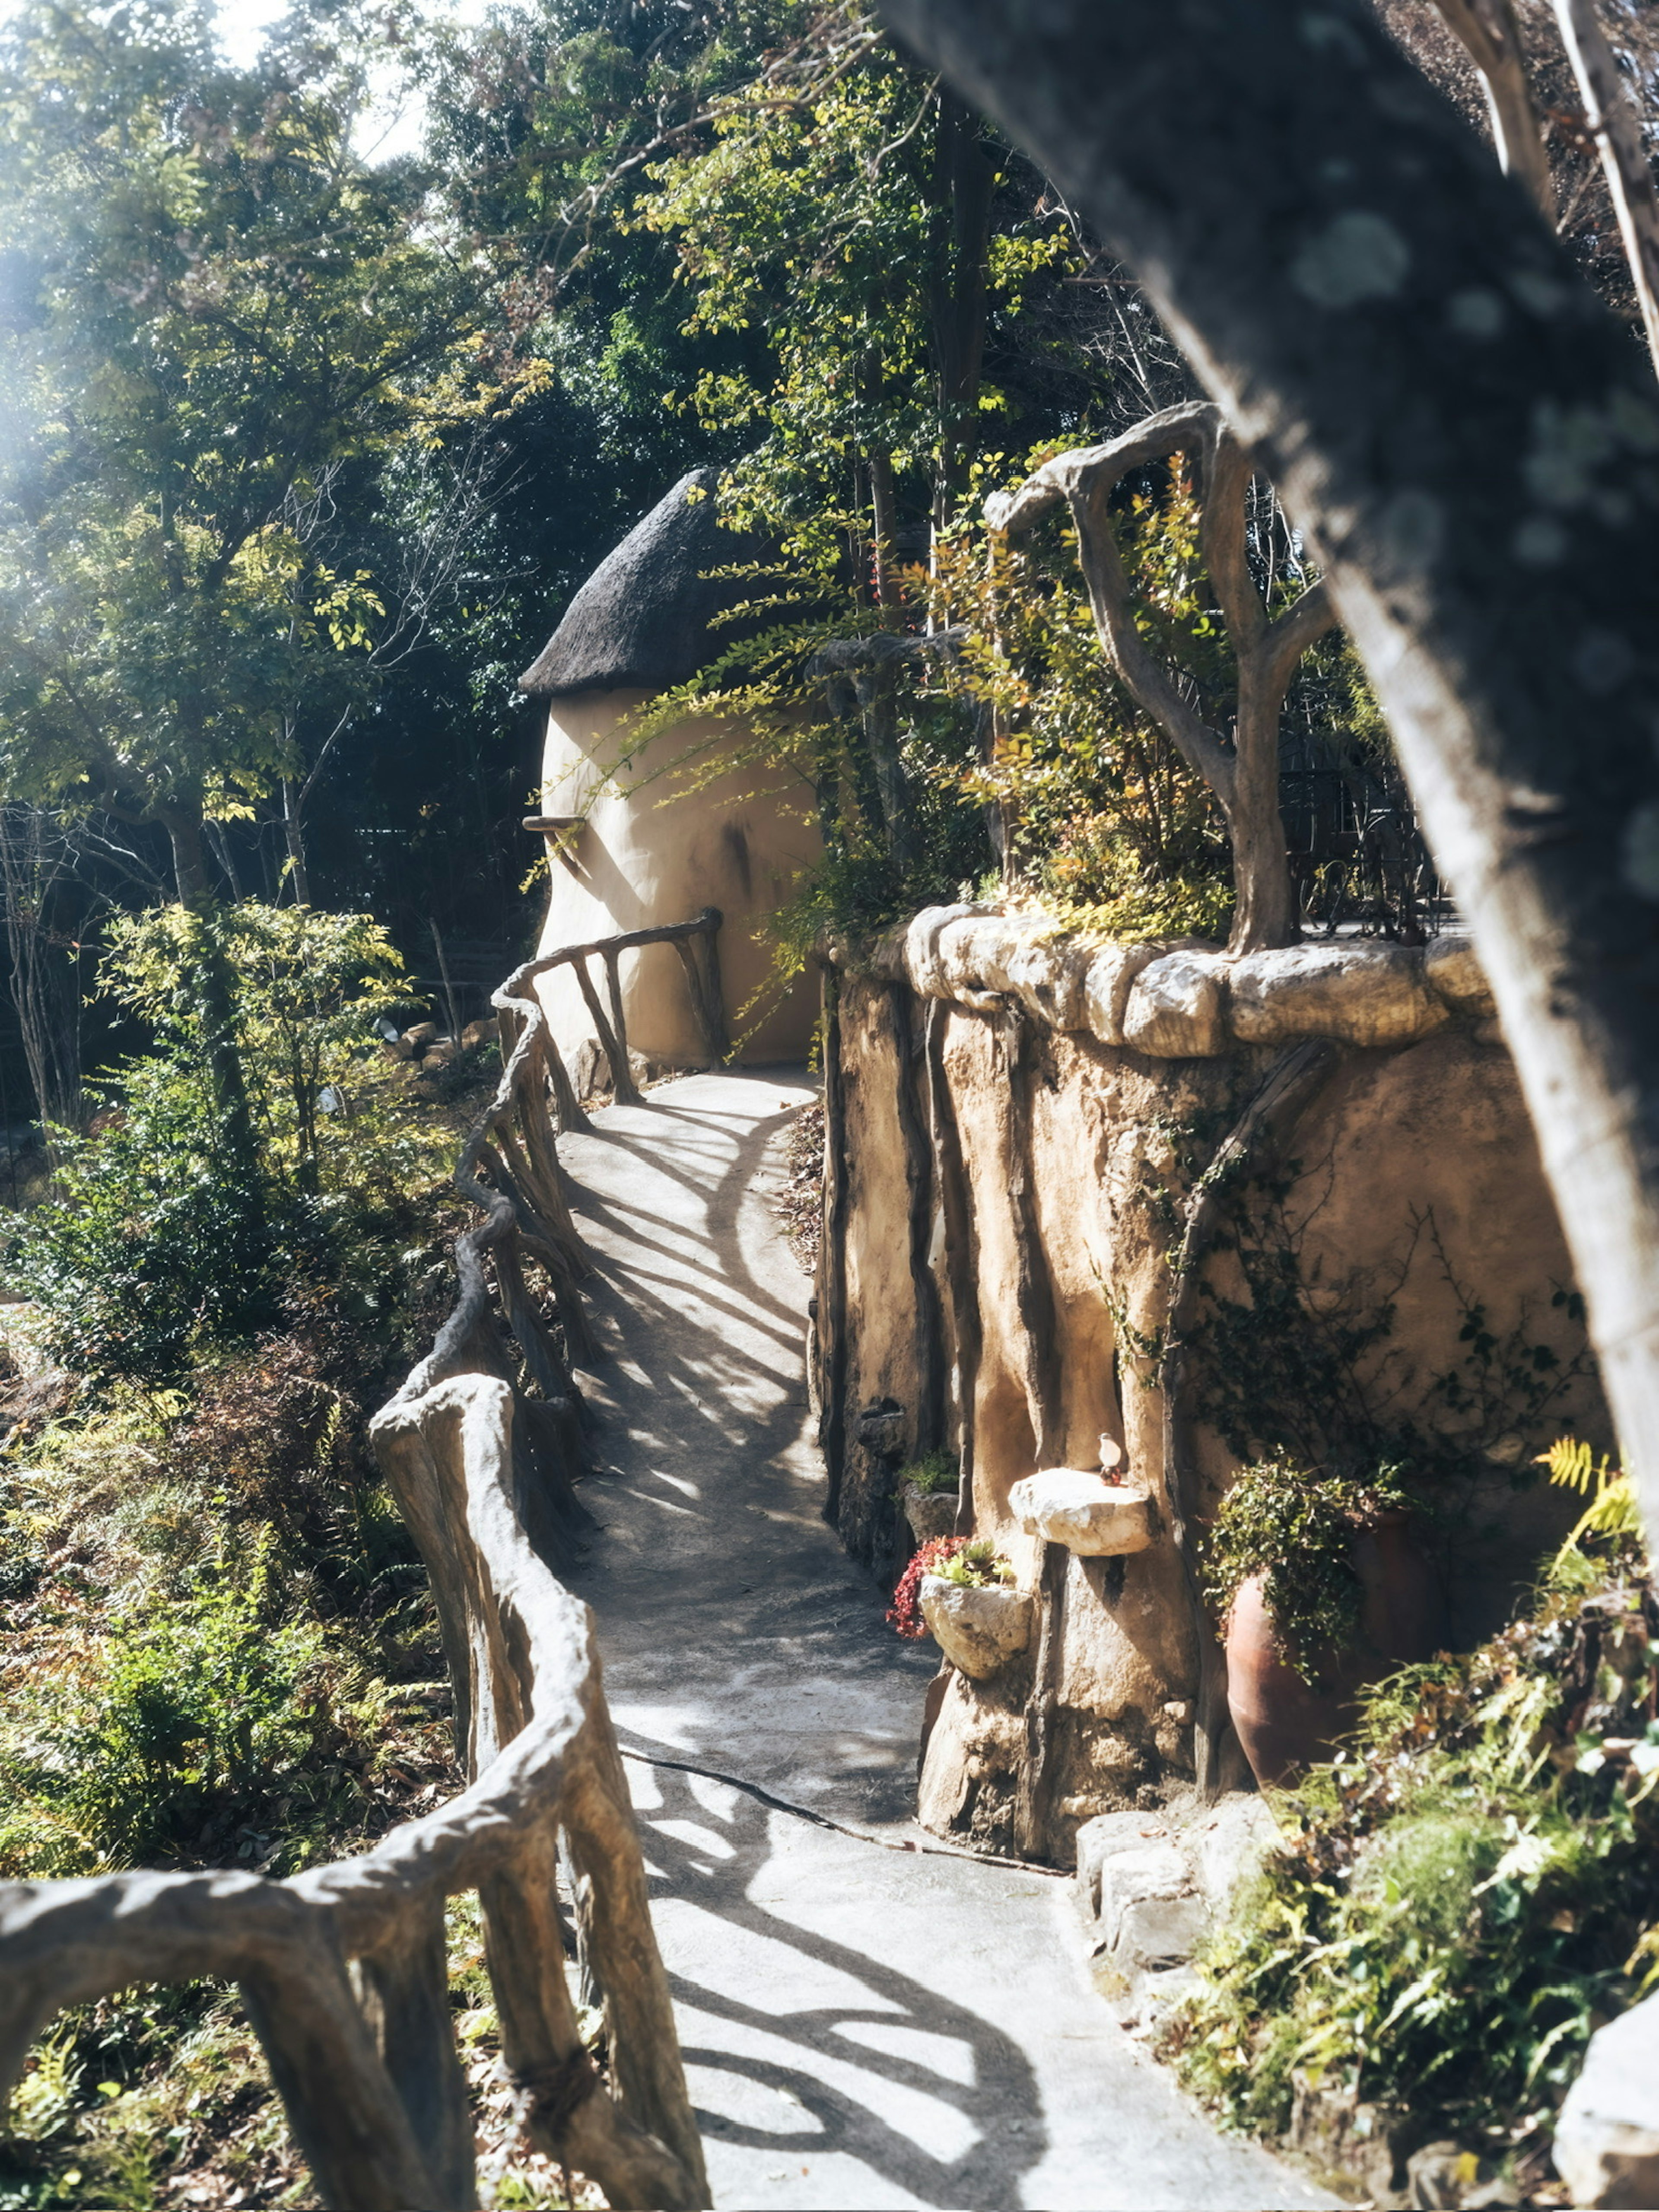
top-left (1541, 1434), bottom-right (1642, 1563)
top-left (1538, 1436), bottom-right (1600, 1494)
top-left (1576, 1475), bottom-right (1641, 1543)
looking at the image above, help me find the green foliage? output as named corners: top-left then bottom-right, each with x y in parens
top-left (1203, 1458), bottom-right (1416, 1683)
top-left (0, 1980), bottom-right (311, 2209)
top-left (933, 477), bottom-right (1235, 935)
top-left (4, 1054), bottom-right (306, 1387)
top-left (1540, 1436), bottom-right (1644, 1565)
top-left (0, 1545), bottom-right (366, 1878)
top-left (641, 44), bottom-right (1076, 553)
top-left (0, 0), bottom-right (487, 886)
top-left (929, 1536), bottom-right (1014, 1589)
top-left (1164, 1554), bottom-right (1659, 2158)
top-left (898, 1448), bottom-right (959, 1497)
top-left (102, 900), bottom-right (423, 1187)
top-left (6, 899), bottom-right (451, 1386)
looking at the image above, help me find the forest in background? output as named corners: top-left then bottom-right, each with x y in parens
top-left (10, 0), bottom-right (1630, 1145)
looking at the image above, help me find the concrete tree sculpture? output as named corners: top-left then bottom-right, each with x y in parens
top-left (986, 400), bottom-right (1337, 953)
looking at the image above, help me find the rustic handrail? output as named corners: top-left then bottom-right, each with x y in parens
top-left (0, 914), bottom-right (729, 2212)
top-left (520, 906), bottom-right (727, 1118)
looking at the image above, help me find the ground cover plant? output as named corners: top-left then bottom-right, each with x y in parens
top-left (0, 893), bottom-right (606, 2208)
top-left (1163, 1506), bottom-right (1659, 2202)
top-left (888, 1534), bottom-right (1014, 1638)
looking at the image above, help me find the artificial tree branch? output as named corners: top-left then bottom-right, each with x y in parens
top-left (990, 398), bottom-right (1335, 950)
top-left (1062, 467), bottom-right (1238, 805)
top-left (1551, 0), bottom-right (1659, 373)
top-left (1263, 578), bottom-right (1338, 696)
top-left (1433, 0), bottom-right (1556, 220)
top-left (1195, 426), bottom-right (1263, 652)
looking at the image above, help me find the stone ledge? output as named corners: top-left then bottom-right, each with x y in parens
top-left (860, 905), bottom-right (1495, 1058)
top-left (1076, 1793), bottom-right (1279, 2028)
top-left (919, 1576), bottom-right (1033, 1681)
top-left (1009, 1469), bottom-right (1157, 1555)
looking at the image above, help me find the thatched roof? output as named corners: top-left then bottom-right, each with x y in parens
top-left (517, 469), bottom-right (760, 698)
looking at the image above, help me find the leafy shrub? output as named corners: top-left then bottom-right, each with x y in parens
top-left (3, 1055), bottom-right (324, 1387)
top-left (930, 478), bottom-right (1237, 936)
top-left (0, 1549), bottom-right (367, 1878)
top-left (6, 902), bottom-right (455, 1389)
top-left (1203, 1456), bottom-right (1417, 1682)
top-left (146, 1327), bottom-right (430, 1627)
top-left (898, 1448), bottom-right (959, 1497)
top-left (1163, 1549), bottom-right (1659, 2159)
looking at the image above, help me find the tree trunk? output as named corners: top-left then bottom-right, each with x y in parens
top-left (928, 90), bottom-right (997, 535)
top-left (873, 0), bottom-right (1659, 1552)
top-left (0, 807), bottom-right (83, 1145)
top-left (282, 776), bottom-right (312, 907)
top-left (856, 656), bottom-right (918, 874)
top-left (1225, 674), bottom-right (1300, 954)
top-left (868, 446), bottom-right (898, 607)
top-left (161, 801), bottom-right (261, 1188)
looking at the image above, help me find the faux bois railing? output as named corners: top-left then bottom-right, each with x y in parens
top-left (0, 913), bottom-right (729, 2212)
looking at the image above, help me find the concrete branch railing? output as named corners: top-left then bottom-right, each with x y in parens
top-left (530, 907), bottom-right (727, 1122)
top-left (0, 921), bottom-right (728, 2212)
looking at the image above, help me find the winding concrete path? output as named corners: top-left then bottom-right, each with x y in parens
top-left (559, 1071), bottom-right (1335, 2212)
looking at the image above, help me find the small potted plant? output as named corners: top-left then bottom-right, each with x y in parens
top-left (889, 1536), bottom-right (1031, 1680)
top-left (896, 1449), bottom-right (961, 1544)
top-left (1206, 1458), bottom-right (1441, 1786)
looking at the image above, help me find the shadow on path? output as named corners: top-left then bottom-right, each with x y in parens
top-left (631, 1758), bottom-right (1047, 2210)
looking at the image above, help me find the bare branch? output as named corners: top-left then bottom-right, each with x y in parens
top-left (1552, 0), bottom-right (1659, 371)
top-left (1432, 0), bottom-right (1556, 219)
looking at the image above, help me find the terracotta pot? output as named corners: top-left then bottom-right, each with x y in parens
top-left (1225, 1513), bottom-right (1443, 1788)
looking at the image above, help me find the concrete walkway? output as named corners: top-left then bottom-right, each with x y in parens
top-left (559, 1071), bottom-right (1335, 2212)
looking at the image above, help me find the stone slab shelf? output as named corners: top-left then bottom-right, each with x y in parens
top-left (852, 903), bottom-right (1494, 1056)
top-left (1010, 1469), bottom-right (1157, 1555)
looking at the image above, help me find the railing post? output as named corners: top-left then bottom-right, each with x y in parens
top-left (699, 907), bottom-right (728, 1060)
top-left (543, 1028), bottom-right (592, 1134)
top-left (571, 953), bottom-right (643, 1106)
top-left (238, 1948), bottom-right (440, 2212)
top-left (601, 947), bottom-right (642, 1101)
top-left (351, 1898), bottom-right (479, 2212)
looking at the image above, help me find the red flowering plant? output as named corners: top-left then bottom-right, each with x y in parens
top-left (888, 1536), bottom-right (1016, 1638)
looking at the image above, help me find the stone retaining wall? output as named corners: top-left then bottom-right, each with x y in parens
top-left (815, 907), bottom-right (1608, 1864)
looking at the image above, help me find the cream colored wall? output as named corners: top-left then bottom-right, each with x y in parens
top-left (532, 688), bottom-right (820, 1067)
top-left (820, 970), bottom-right (1609, 1859)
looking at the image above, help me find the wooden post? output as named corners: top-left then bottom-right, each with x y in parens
top-left (572, 956), bottom-right (642, 1106)
top-left (351, 1900), bottom-right (478, 2212)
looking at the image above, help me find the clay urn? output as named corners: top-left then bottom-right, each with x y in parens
top-left (1225, 1511), bottom-right (1443, 1788)
top-left (919, 1576), bottom-right (1033, 1681)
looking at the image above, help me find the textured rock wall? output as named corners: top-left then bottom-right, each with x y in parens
top-left (815, 909), bottom-right (1609, 1864)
